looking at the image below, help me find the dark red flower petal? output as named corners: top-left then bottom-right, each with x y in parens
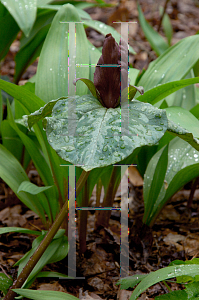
top-left (94, 34), bottom-right (122, 108)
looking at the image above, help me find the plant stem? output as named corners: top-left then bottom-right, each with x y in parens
top-left (187, 177), bottom-right (199, 208)
top-left (95, 166), bottom-right (119, 229)
top-left (4, 169), bottom-right (90, 300)
top-left (78, 179), bottom-right (88, 254)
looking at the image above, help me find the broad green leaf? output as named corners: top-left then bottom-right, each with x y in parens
top-left (83, 19), bottom-right (136, 55)
top-left (138, 35), bottom-right (199, 92)
top-left (1, 0), bottom-right (37, 37)
top-left (18, 181), bottom-right (53, 194)
top-left (35, 4), bottom-right (89, 103)
top-left (0, 227), bottom-right (41, 235)
top-left (144, 138), bottom-right (199, 226)
top-left (143, 145), bottom-right (168, 223)
top-left (129, 264), bottom-right (199, 300)
top-left (14, 24), bottom-right (50, 83)
top-left (0, 7), bottom-right (19, 60)
top-left (136, 77), bottom-right (199, 105)
top-left (0, 144), bottom-right (46, 222)
top-left (137, 4), bottom-right (169, 56)
top-left (13, 289), bottom-right (79, 300)
top-left (45, 95), bottom-right (167, 171)
top-left (0, 272), bottom-right (13, 296)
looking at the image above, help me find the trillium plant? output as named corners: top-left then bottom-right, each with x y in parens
top-left (27, 34), bottom-right (168, 172)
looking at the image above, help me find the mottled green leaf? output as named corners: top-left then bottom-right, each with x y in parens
top-left (44, 95), bottom-right (167, 171)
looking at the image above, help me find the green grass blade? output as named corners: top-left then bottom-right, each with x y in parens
top-left (13, 289), bottom-right (79, 300)
top-left (137, 77), bottom-right (199, 105)
top-left (138, 4), bottom-right (169, 56)
top-left (129, 265), bottom-right (199, 300)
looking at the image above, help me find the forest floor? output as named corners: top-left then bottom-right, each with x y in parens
top-left (1, 0), bottom-right (199, 299)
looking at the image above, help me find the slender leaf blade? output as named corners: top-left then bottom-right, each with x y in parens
top-left (137, 4), bottom-right (169, 56)
top-left (129, 265), bottom-right (199, 300)
top-left (18, 181), bottom-right (53, 195)
top-left (137, 77), bottom-right (199, 105)
top-left (145, 138), bottom-right (199, 226)
top-left (138, 35), bottom-right (199, 92)
top-left (0, 7), bottom-right (19, 60)
top-left (0, 144), bottom-right (46, 221)
top-left (0, 227), bottom-right (41, 235)
top-left (143, 145), bottom-right (168, 223)
top-left (13, 289), bottom-right (79, 300)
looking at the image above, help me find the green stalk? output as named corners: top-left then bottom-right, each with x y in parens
top-left (4, 169), bottom-right (90, 300)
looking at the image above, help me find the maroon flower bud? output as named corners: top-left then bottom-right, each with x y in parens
top-left (94, 33), bottom-right (128, 108)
